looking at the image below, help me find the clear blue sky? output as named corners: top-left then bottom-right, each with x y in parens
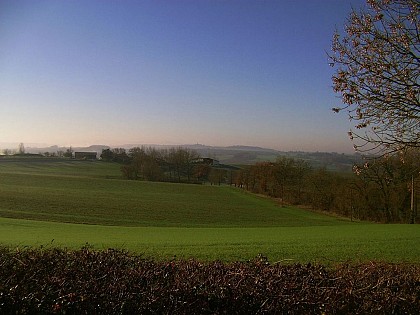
top-left (0, 0), bottom-right (366, 153)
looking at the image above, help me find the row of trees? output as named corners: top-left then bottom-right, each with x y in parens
top-left (2, 143), bottom-right (74, 158)
top-left (102, 146), bottom-right (227, 184)
top-left (233, 151), bottom-right (419, 223)
top-left (109, 145), bottom-right (419, 222)
top-left (2, 143), bottom-right (26, 156)
top-left (43, 148), bottom-right (73, 158)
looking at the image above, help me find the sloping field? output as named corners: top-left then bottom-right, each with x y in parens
top-left (0, 157), bottom-right (122, 178)
top-left (0, 158), bottom-right (418, 263)
top-left (0, 159), bottom-right (347, 227)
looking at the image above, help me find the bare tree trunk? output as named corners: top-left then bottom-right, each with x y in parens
top-left (410, 175), bottom-right (415, 224)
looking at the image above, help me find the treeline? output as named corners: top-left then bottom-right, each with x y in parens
top-left (2, 143), bottom-right (74, 158)
top-left (101, 146), bottom-right (224, 184)
top-left (103, 147), bottom-right (419, 223)
top-left (232, 152), bottom-right (419, 223)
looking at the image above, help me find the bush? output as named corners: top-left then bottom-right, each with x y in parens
top-left (0, 247), bottom-right (418, 314)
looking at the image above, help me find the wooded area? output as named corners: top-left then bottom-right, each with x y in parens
top-left (233, 150), bottom-right (420, 223)
top-left (103, 146), bottom-right (419, 223)
top-left (101, 146), bottom-right (228, 185)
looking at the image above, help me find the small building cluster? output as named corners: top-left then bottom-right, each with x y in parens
top-left (193, 157), bottom-right (220, 166)
top-left (74, 152), bottom-right (97, 160)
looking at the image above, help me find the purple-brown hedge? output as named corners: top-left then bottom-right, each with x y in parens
top-left (0, 247), bottom-right (418, 314)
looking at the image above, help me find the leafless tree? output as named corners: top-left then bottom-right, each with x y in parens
top-left (330, 0), bottom-right (419, 155)
top-left (353, 150), bottom-right (419, 222)
top-left (2, 149), bottom-right (11, 156)
top-left (18, 143), bottom-right (25, 155)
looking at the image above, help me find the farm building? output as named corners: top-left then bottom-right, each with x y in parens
top-left (193, 158), bottom-right (220, 166)
top-left (74, 152), bottom-right (97, 160)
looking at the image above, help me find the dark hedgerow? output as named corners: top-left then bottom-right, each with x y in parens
top-left (0, 247), bottom-right (418, 314)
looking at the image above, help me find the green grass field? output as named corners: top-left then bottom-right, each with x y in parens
top-left (0, 157), bottom-right (419, 263)
top-left (1, 217), bottom-right (418, 263)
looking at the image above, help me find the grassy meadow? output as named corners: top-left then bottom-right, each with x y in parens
top-left (0, 157), bottom-right (419, 263)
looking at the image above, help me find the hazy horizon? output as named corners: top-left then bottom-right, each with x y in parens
top-left (0, 140), bottom-right (360, 155)
top-left (1, 0), bottom-right (366, 154)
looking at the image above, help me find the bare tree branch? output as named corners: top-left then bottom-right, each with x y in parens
top-left (329, 0), bottom-right (420, 156)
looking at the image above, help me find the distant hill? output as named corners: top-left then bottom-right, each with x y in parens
top-left (115, 144), bottom-right (361, 171)
top-left (277, 151), bottom-right (362, 172)
top-left (25, 145), bottom-right (110, 155)
top-left (21, 143), bottom-right (361, 172)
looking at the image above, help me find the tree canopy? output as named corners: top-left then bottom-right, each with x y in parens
top-left (330, 0), bottom-right (419, 155)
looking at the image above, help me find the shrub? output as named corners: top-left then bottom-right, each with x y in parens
top-left (0, 247), bottom-right (418, 314)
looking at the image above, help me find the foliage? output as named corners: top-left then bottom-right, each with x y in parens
top-left (2, 148), bottom-right (13, 156)
top-left (63, 147), bottom-right (73, 158)
top-left (0, 247), bottom-right (418, 314)
top-left (18, 143), bottom-right (25, 155)
top-left (102, 146), bottom-right (207, 183)
top-left (235, 154), bottom-right (419, 223)
top-left (352, 151), bottom-right (419, 222)
top-left (208, 168), bottom-right (227, 185)
top-left (308, 168), bottom-right (338, 211)
top-left (101, 148), bottom-right (131, 164)
top-left (330, 0), bottom-right (420, 155)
